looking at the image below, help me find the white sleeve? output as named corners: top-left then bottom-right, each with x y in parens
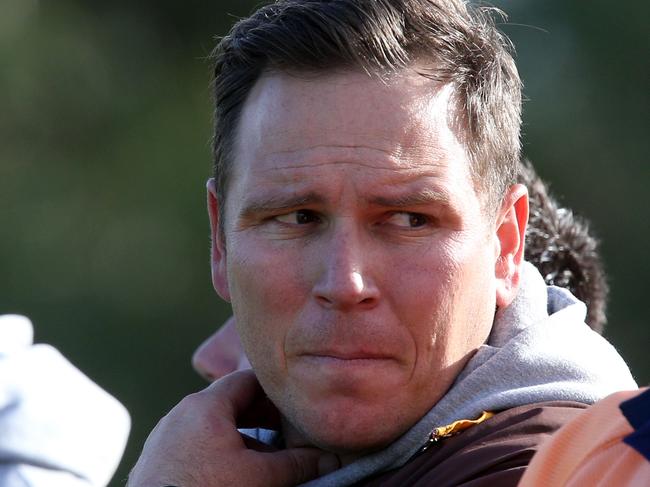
top-left (0, 315), bottom-right (131, 487)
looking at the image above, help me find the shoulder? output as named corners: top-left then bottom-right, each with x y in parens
top-left (357, 401), bottom-right (588, 487)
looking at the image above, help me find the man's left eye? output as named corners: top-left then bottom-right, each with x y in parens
top-left (385, 212), bottom-right (429, 228)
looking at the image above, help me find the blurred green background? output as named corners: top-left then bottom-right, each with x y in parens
top-left (1, 0), bottom-right (647, 485)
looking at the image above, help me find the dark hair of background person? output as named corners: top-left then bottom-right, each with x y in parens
top-left (520, 160), bottom-right (608, 333)
top-left (211, 0), bottom-right (522, 228)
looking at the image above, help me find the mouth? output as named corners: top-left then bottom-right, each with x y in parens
top-left (296, 351), bottom-right (397, 368)
top-left (285, 343), bottom-right (407, 399)
top-left (299, 348), bottom-right (394, 361)
top-left (289, 351), bottom-right (402, 396)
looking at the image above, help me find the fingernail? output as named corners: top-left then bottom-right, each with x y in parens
top-left (318, 453), bottom-right (340, 476)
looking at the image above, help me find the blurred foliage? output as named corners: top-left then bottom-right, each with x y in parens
top-left (0, 0), bottom-right (647, 485)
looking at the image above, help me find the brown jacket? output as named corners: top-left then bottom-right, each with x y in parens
top-left (354, 401), bottom-right (588, 487)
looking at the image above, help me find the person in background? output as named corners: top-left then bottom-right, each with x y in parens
top-left (0, 314), bottom-right (130, 487)
top-left (519, 159), bottom-right (608, 333)
top-left (519, 387), bottom-right (650, 487)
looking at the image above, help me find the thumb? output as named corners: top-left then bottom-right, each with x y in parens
top-left (262, 447), bottom-right (340, 486)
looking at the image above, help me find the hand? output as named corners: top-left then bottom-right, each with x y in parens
top-left (127, 370), bottom-right (339, 487)
top-left (193, 316), bottom-right (251, 382)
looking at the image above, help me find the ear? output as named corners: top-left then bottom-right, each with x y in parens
top-left (494, 183), bottom-right (529, 308)
top-left (207, 178), bottom-right (231, 301)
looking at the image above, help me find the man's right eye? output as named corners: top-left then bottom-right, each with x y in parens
top-left (274, 209), bottom-right (321, 225)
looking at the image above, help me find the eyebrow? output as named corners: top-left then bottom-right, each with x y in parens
top-left (239, 191), bottom-right (327, 219)
top-left (369, 188), bottom-right (452, 208)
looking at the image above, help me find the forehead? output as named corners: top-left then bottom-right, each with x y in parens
top-left (228, 69), bottom-right (478, 209)
top-left (235, 69), bottom-right (453, 162)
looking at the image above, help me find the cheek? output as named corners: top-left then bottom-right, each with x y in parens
top-left (381, 240), bottom-right (458, 354)
top-left (386, 238), bottom-right (459, 311)
top-left (389, 234), bottom-right (494, 365)
top-left (439, 238), bottom-right (497, 351)
top-left (227, 235), bottom-right (310, 309)
top-left (226, 238), bottom-right (310, 381)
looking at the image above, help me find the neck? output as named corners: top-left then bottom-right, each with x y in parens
top-left (281, 416), bottom-right (363, 467)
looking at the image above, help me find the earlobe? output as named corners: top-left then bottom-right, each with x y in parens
top-left (207, 178), bottom-right (231, 302)
top-left (494, 184), bottom-right (529, 308)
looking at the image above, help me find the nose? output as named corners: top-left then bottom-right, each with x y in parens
top-left (312, 227), bottom-right (379, 310)
top-left (192, 317), bottom-right (251, 382)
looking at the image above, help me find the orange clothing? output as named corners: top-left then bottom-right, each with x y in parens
top-left (519, 388), bottom-right (650, 487)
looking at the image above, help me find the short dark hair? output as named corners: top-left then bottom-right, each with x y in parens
top-left (211, 0), bottom-right (522, 221)
top-left (520, 160), bottom-right (609, 333)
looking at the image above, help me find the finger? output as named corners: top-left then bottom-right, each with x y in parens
top-left (255, 448), bottom-right (341, 486)
top-left (206, 369), bottom-right (262, 418)
top-left (199, 370), bottom-right (283, 431)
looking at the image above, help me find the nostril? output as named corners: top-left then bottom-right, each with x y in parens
top-left (358, 296), bottom-right (379, 310)
top-left (314, 290), bottom-right (378, 310)
top-left (315, 295), bottom-right (334, 307)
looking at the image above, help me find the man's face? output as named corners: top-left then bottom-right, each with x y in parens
top-left (209, 69), bottom-right (524, 454)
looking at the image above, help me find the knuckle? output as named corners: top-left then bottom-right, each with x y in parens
top-left (178, 391), bottom-right (204, 410)
top-left (287, 451), bottom-right (311, 484)
top-left (173, 391), bottom-right (213, 419)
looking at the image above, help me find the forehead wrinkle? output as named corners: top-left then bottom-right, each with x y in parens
top-left (257, 159), bottom-right (414, 175)
top-left (261, 122), bottom-right (445, 148)
top-left (245, 145), bottom-right (451, 195)
top-left (243, 163), bottom-right (451, 209)
top-left (257, 113), bottom-right (445, 157)
top-left (253, 142), bottom-right (451, 177)
top-left (258, 138), bottom-right (402, 166)
top-left (263, 148), bottom-right (395, 168)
